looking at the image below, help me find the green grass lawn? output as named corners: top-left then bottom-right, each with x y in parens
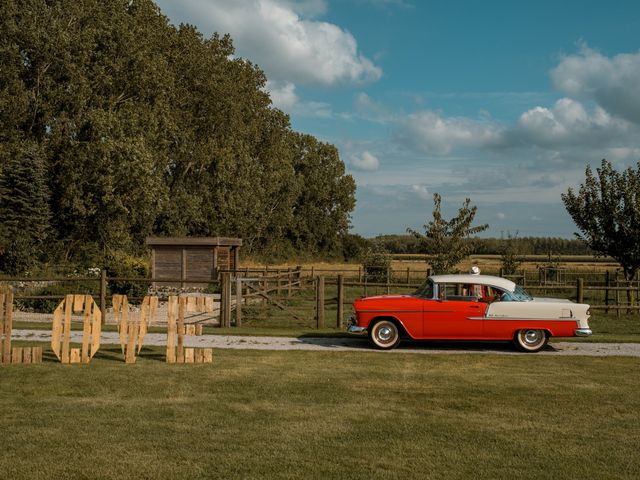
top-left (1, 349), bottom-right (639, 479)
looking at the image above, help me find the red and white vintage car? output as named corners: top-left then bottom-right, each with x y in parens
top-left (348, 273), bottom-right (592, 352)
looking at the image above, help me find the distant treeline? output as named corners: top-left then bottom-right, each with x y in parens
top-left (372, 235), bottom-right (593, 256)
top-left (0, 1), bottom-right (355, 274)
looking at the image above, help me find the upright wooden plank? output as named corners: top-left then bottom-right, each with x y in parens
top-left (166, 296), bottom-right (177, 363)
top-left (11, 347), bottom-right (22, 364)
top-left (61, 295), bottom-right (73, 363)
top-left (149, 296), bottom-right (159, 324)
top-left (177, 297), bottom-right (186, 363)
top-left (118, 297), bottom-right (129, 353)
top-left (204, 297), bottom-right (214, 313)
top-left (195, 324), bottom-right (203, 336)
top-left (70, 348), bottom-right (81, 364)
top-left (112, 294), bottom-right (123, 329)
top-left (184, 348), bottom-right (194, 363)
top-left (51, 303), bottom-right (63, 361)
top-left (196, 296), bottom-right (205, 312)
top-left (0, 293), bottom-right (5, 363)
top-left (73, 294), bottom-right (84, 313)
top-left (125, 322), bottom-right (137, 363)
top-left (23, 347), bottom-right (32, 364)
top-left (187, 296), bottom-right (196, 313)
top-left (194, 348), bottom-right (203, 363)
top-left (32, 346), bottom-right (43, 364)
top-left (203, 348), bottom-right (213, 363)
top-left (90, 301), bottom-right (102, 359)
top-left (81, 296), bottom-right (92, 363)
top-left (137, 298), bottom-right (149, 354)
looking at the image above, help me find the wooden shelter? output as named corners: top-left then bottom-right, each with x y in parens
top-left (146, 237), bottom-right (241, 286)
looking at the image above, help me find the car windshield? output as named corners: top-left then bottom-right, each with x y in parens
top-left (413, 279), bottom-right (434, 299)
top-left (501, 285), bottom-right (533, 302)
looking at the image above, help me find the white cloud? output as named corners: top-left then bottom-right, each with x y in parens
top-left (397, 110), bottom-right (504, 155)
top-left (157, 0), bottom-right (381, 87)
top-left (266, 80), bottom-right (299, 110)
top-left (551, 44), bottom-right (640, 124)
top-left (516, 98), bottom-right (626, 147)
top-left (410, 184), bottom-right (430, 200)
top-left (351, 151), bottom-right (380, 171)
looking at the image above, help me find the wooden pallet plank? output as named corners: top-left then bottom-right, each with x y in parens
top-left (51, 302), bottom-right (63, 361)
top-left (90, 299), bottom-right (102, 360)
top-left (203, 348), bottom-right (213, 363)
top-left (2, 292), bottom-right (13, 364)
top-left (125, 322), bottom-right (137, 364)
top-left (184, 348), bottom-right (194, 363)
top-left (70, 348), bottom-right (81, 364)
top-left (204, 297), bottom-right (214, 313)
top-left (73, 294), bottom-right (84, 313)
top-left (166, 296), bottom-right (177, 363)
top-left (194, 348), bottom-right (203, 363)
top-left (149, 296), bottom-right (159, 323)
top-left (32, 346), bottom-right (43, 364)
top-left (23, 347), bottom-right (32, 364)
top-left (61, 295), bottom-right (73, 364)
top-left (81, 296), bottom-right (92, 363)
top-left (196, 324), bottom-right (203, 336)
top-left (11, 346), bottom-right (22, 364)
top-left (177, 297), bottom-right (186, 363)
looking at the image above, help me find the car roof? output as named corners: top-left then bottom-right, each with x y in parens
top-left (429, 274), bottom-right (517, 293)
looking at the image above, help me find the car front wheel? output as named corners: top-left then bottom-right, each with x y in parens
top-left (369, 319), bottom-right (401, 350)
top-left (514, 329), bottom-right (548, 352)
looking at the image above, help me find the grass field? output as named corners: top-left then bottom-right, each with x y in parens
top-left (1, 349), bottom-right (639, 479)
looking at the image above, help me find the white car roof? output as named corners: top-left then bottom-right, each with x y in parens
top-left (429, 274), bottom-right (517, 293)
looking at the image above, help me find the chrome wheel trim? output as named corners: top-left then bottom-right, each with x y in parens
top-left (371, 321), bottom-right (399, 348)
top-left (523, 329), bottom-right (543, 345)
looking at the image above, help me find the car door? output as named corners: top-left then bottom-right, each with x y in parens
top-left (422, 284), bottom-right (486, 339)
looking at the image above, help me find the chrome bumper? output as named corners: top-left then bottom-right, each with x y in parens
top-left (347, 315), bottom-right (366, 334)
top-left (575, 328), bottom-right (593, 337)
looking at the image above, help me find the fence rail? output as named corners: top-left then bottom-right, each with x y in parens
top-left (2, 266), bottom-right (639, 330)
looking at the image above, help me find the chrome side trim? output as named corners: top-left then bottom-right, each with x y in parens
top-left (358, 309), bottom-right (422, 313)
top-left (482, 317), bottom-right (577, 322)
top-left (575, 328), bottom-right (593, 336)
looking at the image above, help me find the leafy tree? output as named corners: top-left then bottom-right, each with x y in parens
top-left (500, 231), bottom-right (522, 275)
top-left (362, 243), bottom-right (391, 282)
top-left (0, 141), bottom-right (51, 274)
top-left (562, 159), bottom-right (640, 282)
top-left (408, 193), bottom-right (488, 274)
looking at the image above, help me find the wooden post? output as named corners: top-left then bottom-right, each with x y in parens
top-left (316, 276), bottom-right (325, 329)
top-left (406, 267), bottom-right (410, 284)
top-left (61, 294), bottom-right (73, 364)
top-left (100, 269), bottom-right (107, 325)
top-left (358, 267), bottom-right (362, 283)
top-left (577, 278), bottom-right (584, 304)
top-left (615, 273), bottom-right (620, 319)
top-left (235, 276), bottom-right (243, 327)
top-left (336, 275), bottom-right (344, 329)
top-left (277, 269), bottom-right (282, 296)
top-left (166, 296), bottom-right (176, 363)
top-left (386, 267), bottom-right (391, 294)
top-left (604, 272), bottom-right (609, 304)
top-left (2, 291), bottom-right (13, 364)
top-left (287, 267), bottom-right (292, 298)
top-left (222, 272), bottom-right (232, 328)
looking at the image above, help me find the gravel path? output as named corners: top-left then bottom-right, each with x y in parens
top-left (11, 329), bottom-right (640, 356)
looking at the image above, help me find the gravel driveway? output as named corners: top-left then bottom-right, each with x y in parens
top-left (11, 329), bottom-right (640, 356)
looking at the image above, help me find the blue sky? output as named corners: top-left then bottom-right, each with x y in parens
top-left (155, 0), bottom-right (640, 238)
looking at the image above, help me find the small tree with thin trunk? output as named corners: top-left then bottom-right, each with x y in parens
top-left (408, 193), bottom-right (488, 274)
top-left (562, 159), bottom-right (640, 309)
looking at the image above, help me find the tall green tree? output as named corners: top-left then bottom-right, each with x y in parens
top-left (0, 141), bottom-right (51, 274)
top-left (562, 159), bottom-right (640, 282)
top-left (408, 193), bottom-right (488, 274)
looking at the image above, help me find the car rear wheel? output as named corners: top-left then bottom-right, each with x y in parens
top-left (514, 329), bottom-right (548, 352)
top-left (369, 319), bottom-right (401, 350)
